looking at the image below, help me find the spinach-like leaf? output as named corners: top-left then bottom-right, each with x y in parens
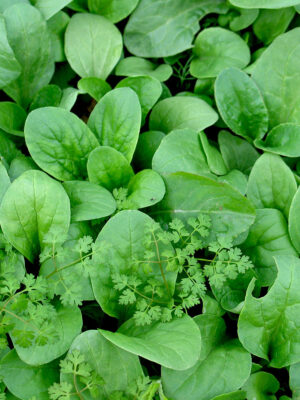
top-left (241, 208), bottom-right (297, 286)
top-left (149, 96), bottom-right (218, 133)
top-left (0, 350), bottom-right (59, 400)
top-left (3, 3), bottom-right (55, 107)
top-left (288, 187), bottom-right (300, 252)
top-left (25, 107), bottom-right (99, 181)
top-left (252, 28), bottom-right (300, 128)
top-left (150, 172), bottom-right (256, 243)
top-left (90, 210), bottom-right (176, 319)
top-left (152, 129), bottom-right (212, 176)
top-left (77, 77), bottom-right (111, 101)
top-left (162, 315), bottom-right (251, 400)
top-left (116, 76), bottom-right (162, 125)
top-left (87, 146), bottom-right (134, 191)
top-left (11, 301), bottom-right (82, 365)
top-left (88, 0), bottom-right (139, 23)
top-left (230, 0), bottom-right (300, 8)
top-left (100, 315), bottom-right (201, 370)
top-left (0, 162), bottom-right (10, 205)
top-left (0, 170), bottom-right (70, 263)
top-left (247, 153), bottom-right (297, 218)
top-left (215, 68), bottom-right (268, 141)
top-left (124, 0), bottom-right (228, 57)
top-left (62, 181), bottom-right (116, 222)
top-left (64, 330), bottom-right (143, 397)
top-left (199, 131), bottom-right (228, 175)
top-left (34, 0), bottom-right (72, 20)
top-left (126, 169), bottom-right (165, 209)
top-left (115, 56), bottom-right (173, 82)
top-left (254, 124), bottom-right (300, 157)
top-left (0, 15), bottom-right (21, 89)
top-left (218, 130), bottom-right (259, 175)
top-left (133, 130), bottom-right (165, 170)
top-left (242, 371), bottom-right (280, 400)
top-left (190, 28), bottom-right (250, 78)
top-left (65, 13), bottom-right (122, 79)
top-left (238, 255), bottom-right (300, 367)
top-left (88, 88), bottom-right (141, 162)
top-left (0, 170), bottom-right (70, 262)
top-left (0, 102), bottom-right (26, 137)
top-left (253, 8), bottom-right (295, 45)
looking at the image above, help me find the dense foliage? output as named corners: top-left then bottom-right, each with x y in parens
top-left (1, 0), bottom-right (300, 398)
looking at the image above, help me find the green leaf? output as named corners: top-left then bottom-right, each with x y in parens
top-left (190, 28), bottom-right (250, 79)
top-left (253, 8), bottom-right (295, 45)
top-left (199, 131), bottom-right (228, 175)
top-left (133, 130), bottom-right (165, 170)
top-left (218, 130), bottom-right (259, 175)
top-left (3, 3), bottom-right (55, 107)
top-left (11, 300), bottom-right (82, 365)
top-left (63, 330), bottom-right (143, 397)
top-left (88, 88), bottom-right (141, 162)
top-left (289, 362), bottom-right (300, 398)
top-left (229, 8), bottom-right (259, 31)
top-left (150, 172), bottom-right (256, 243)
top-left (0, 130), bottom-right (20, 163)
top-left (149, 97), bottom-right (218, 134)
top-left (241, 208), bottom-right (297, 286)
top-left (116, 76), bottom-right (162, 125)
top-left (34, 0), bottom-right (72, 19)
top-left (0, 350), bottom-right (59, 400)
top-left (77, 77), bottom-right (111, 102)
top-left (29, 85), bottom-right (62, 111)
top-left (0, 170), bottom-right (70, 262)
top-left (65, 13), bottom-right (122, 79)
top-left (238, 255), bottom-right (300, 367)
top-left (215, 68), bottom-right (268, 141)
top-left (254, 124), bottom-right (300, 157)
top-left (90, 210), bottom-right (176, 318)
top-left (162, 315), bottom-right (251, 400)
top-left (0, 162), bottom-right (10, 205)
top-left (47, 11), bottom-right (70, 62)
top-left (0, 0), bottom-right (30, 13)
top-left (0, 102), bottom-right (26, 137)
top-left (115, 57), bottom-right (173, 82)
top-left (8, 156), bottom-right (38, 181)
top-left (126, 169), bottom-right (165, 209)
top-left (59, 87), bottom-right (79, 111)
top-left (88, 0), bottom-right (139, 23)
top-left (217, 170), bottom-right (248, 195)
top-left (288, 187), bottom-right (300, 252)
top-left (62, 181), bottom-right (116, 222)
top-left (230, 0), bottom-right (300, 8)
top-left (0, 15), bottom-right (21, 89)
top-left (242, 371), bottom-right (279, 400)
top-left (247, 153), bottom-right (297, 217)
top-left (87, 146), bottom-right (134, 191)
top-left (25, 107), bottom-right (99, 181)
top-left (152, 129), bottom-right (211, 177)
top-left (124, 0), bottom-right (229, 57)
top-left (252, 28), bottom-right (300, 129)
top-left (100, 315), bottom-right (201, 370)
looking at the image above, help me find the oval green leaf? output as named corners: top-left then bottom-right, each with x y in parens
top-left (88, 0), bottom-right (139, 23)
top-left (0, 170), bottom-right (70, 262)
top-left (149, 96), bottom-right (218, 133)
top-left (87, 146), bottom-right (134, 191)
top-left (25, 107), bottom-right (99, 181)
top-left (289, 187), bottom-right (300, 252)
top-left (62, 180), bottom-right (116, 222)
top-left (230, 0), bottom-right (300, 8)
top-left (88, 88), bottom-right (141, 162)
top-left (252, 28), bottom-right (300, 129)
top-left (215, 68), bottom-right (268, 141)
top-left (190, 28), bottom-right (250, 78)
top-left (100, 315), bottom-right (201, 370)
top-left (247, 153), bottom-right (297, 217)
top-left (65, 13), bottom-right (122, 79)
top-left (238, 255), bottom-right (300, 368)
top-left (124, 0), bottom-right (229, 57)
top-left (254, 123), bottom-right (300, 157)
top-left (115, 57), bottom-right (173, 82)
